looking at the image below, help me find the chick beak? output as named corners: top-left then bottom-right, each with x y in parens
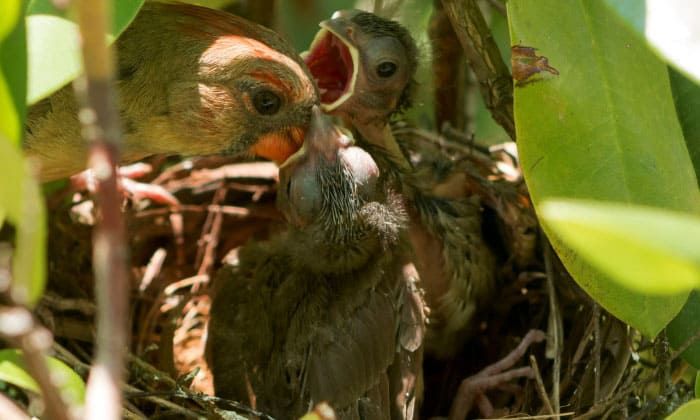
top-left (281, 106), bottom-right (351, 169)
top-left (302, 12), bottom-right (360, 112)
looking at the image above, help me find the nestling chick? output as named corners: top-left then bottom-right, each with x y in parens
top-left (25, 2), bottom-right (317, 181)
top-left (304, 10), bottom-right (496, 359)
top-left (303, 9), bottom-right (417, 171)
top-left (206, 106), bottom-right (424, 419)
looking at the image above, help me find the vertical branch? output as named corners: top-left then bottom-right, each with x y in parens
top-left (73, 1), bottom-right (129, 419)
top-left (429, 0), bottom-right (466, 130)
top-left (440, 0), bottom-right (515, 139)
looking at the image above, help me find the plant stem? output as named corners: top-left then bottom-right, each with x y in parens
top-left (73, 1), bottom-right (129, 419)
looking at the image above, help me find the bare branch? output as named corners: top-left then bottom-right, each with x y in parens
top-left (72, 1), bottom-right (129, 419)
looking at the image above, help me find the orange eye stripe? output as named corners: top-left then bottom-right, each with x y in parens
top-left (250, 71), bottom-right (289, 92)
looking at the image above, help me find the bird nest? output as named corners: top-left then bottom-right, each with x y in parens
top-left (37, 125), bottom-right (691, 419)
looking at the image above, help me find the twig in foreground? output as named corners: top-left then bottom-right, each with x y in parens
top-left (73, 1), bottom-right (129, 419)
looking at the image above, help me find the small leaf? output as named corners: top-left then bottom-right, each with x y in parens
top-left (0, 349), bottom-right (40, 394)
top-left (25, 0), bottom-right (144, 103)
top-left (0, 349), bottom-right (85, 406)
top-left (541, 200), bottom-right (700, 295)
top-left (25, 14), bottom-right (81, 104)
top-left (0, 138), bottom-right (47, 306)
top-left (667, 399), bottom-right (700, 420)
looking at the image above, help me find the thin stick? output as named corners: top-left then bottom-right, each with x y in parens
top-left (671, 327), bottom-right (700, 360)
top-left (483, 413), bottom-right (575, 420)
top-left (592, 304), bottom-right (601, 403)
top-left (530, 355), bottom-right (554, 416)
top-left (139, 248), bottom-right (167, 293)
top-left (73, 1), bottom-right (129, 419)
top-left (0, 307), bottom-right (71, 420)
top-left (543, 241), bottom-right (562, 414)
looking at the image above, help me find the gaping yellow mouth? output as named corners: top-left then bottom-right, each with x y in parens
top-left (302, 23), bottom-right (359, 112)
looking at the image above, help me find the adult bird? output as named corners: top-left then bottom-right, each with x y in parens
top-left (25, 2), bottom-right (317, 182)
top-left (206, 106), bottom-right (424, 419)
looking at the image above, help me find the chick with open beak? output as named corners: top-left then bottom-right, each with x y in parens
top-left (303, 10), bottom-right (417, 143)
top-left (206, 106), bottom-right (424, 419)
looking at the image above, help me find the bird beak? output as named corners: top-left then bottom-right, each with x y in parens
top-left (249, 126), bottom-right (306, 165)
top-left (302, 11), bottom-right (360, 112)
top-left (280, 106), bottom-right (352, 169)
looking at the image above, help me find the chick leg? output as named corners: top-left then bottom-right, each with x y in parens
top-left (448, 329), bottom-right (546, 420)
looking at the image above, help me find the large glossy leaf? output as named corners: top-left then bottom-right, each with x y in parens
top-left (0, 349), bottom-right (85, 406)
top-left (603, 1), bottom-right (700, 84)
top-left (474, 9), bottom-right (511, 146)
top-left (541, 200), bottom-right (700, 294)
top-left (667, 399), bottom-right (700, 420)
top-left (542, 199), bottom-right (700, 366)
top-left (0, 0), bottom-right (23, 144)
top-left (25, 0), bottom-right (144, 103)
top-left (667, 291), bottom-right (700, 368)
top-left (669, 67), bottom-right (700, 184)
top-left (508, 1), bottom-right (700, 337)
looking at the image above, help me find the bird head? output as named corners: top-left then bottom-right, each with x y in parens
top-left (302, 10), bottom-right (418, 126)
top-left (277, 106), bottom-right (404, 272)
top-left (129, 3), bottom-right (319, 165)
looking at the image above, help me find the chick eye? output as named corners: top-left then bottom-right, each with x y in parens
top-left (376, 61), bottom-right (397, 78)
top-left (253, 89), bottom-right (281, 115)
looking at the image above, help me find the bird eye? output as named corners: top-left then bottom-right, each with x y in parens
top-left (252, 89), bottom-right (281, 115)
top-left (376, 61), bottom-right (397, 78)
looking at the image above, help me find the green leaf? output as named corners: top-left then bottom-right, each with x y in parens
top-left (696, 371), bottom-right (699, 397)
top-left (541, 200), bottom-right (700, 295)
top-left (0, 0), bottom-right (20, 39)
top-left (603, 1), bottom-right (700, 85)
top-left (0, 0), bottom-right (24, 144)
top-left (508, 1), bottom-right (700, 337)
top-left (667, 291), bottom-right (700, 368)
top-left (667, 399), bottom-right (700, 420)
top-left (0, 349), bottom-right (85, 406)
top-left (0, 138), bottom-right (46, 306)
top-left (25, 0), bottom-right (144, 104)
top-left (669, 67), bottom-right (700, 185)
top-left (474, 10), bottom-right (510, 146)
